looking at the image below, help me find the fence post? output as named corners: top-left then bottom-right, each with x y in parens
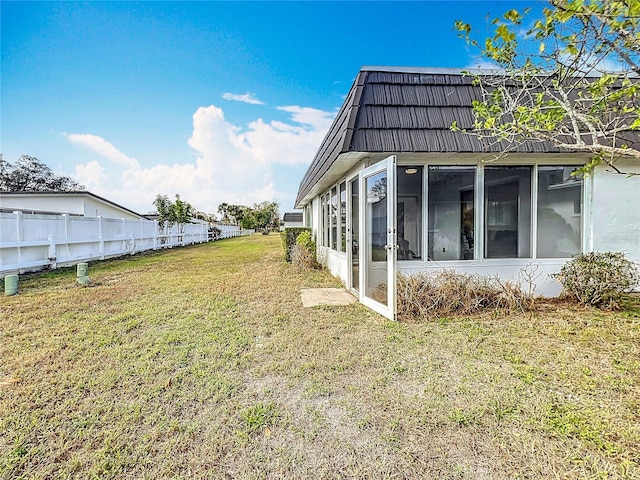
top-left (153, 220), bottom-right (158, 250)
top-left (14, 211), bottom-right (23, 272)
top-left (121, 218), bottom-right (126, 254)
top-left (140, 219), bottom-right (144, 249)
top-left (48, 235), bottom-right (57, 270)
top-left (63, 214), bottom-right (70, 262)
top-left (98, 216), bottom-right (105, 260)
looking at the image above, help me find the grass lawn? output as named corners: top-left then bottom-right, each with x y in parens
top-left (1, 234), bottom-right (639, 479)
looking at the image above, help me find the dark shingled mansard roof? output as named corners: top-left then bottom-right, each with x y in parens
top-left (295, 66), bottom-right (580, 207)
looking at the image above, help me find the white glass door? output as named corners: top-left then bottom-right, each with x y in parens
top-left (360, 156), bottom-right (397, 320)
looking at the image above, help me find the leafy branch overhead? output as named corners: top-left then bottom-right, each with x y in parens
top-left (454, 0), bottom-right (640, 175)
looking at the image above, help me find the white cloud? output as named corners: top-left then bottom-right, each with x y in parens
top-left (222, 92), bottom-right (265, 105)
top-left (277, 106), bottom-right (335, 131)
top-left (74, 160), bottom-right (106, 191)
top-left (69, 103), bottom-right (334, 215)
top-left (558, 52), bottom-right (629, 73)
top-left (465, 58), bottom-right (501, 71)
top-left (66, 133), bottom-right (140, 170)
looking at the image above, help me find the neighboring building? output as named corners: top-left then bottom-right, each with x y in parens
top-left (0, 191), bottom-right (146, 220)
top-left (295, 66), bottom-right (640, 320)
top-left (282, 212), bottom-right (304, 229)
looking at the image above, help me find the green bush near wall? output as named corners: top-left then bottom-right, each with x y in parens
top-left (281, 227), bottom-right (312, 262)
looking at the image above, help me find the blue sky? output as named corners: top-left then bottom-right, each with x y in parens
top-left (1, 1), bottom-right (540, 215)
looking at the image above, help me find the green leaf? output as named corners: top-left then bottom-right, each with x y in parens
top-left (503, 9), bottom-right (522, 23)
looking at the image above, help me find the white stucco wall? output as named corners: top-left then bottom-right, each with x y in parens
top-left (590, 160), bottom-right (640, 265)
top-left (83, 196), bottom-right (142, 220)
top-left (0, 193), bottom-right (142, 220)
top-left (319, 246), bottom-right (348, 285)
top-left (0, 194), bottom-right (85, 216)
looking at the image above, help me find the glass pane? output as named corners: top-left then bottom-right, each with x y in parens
top-left (305, 204), bottom-right (311, 228)
top-left (428, 166), bottom-right (475, 261)
top-left (366, 171), bottom-right (387, 305)
top-left (331, 187), bottom-right (338, 250)
top-left (339, 182), bottom-right (347, 253)
top-left (321, 194), bottom-right (328, 246)
top-left (397, 166), bottom-right (423, 260)
top-left (325, 193), bottom-right (331, 247)
top-left (351, 178), bottom-right (359, 291)
top-left (537, 166), bottom-right (582, 257)
top-left (485, 166), bottom-right (532, 258)
top-left (319, 196), bottom-right (324, 245)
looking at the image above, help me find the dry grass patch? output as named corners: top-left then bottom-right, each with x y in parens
top-left (397, 270), bottom-right (534, 320)
top-left (1, 235), bottom-right (639, 479)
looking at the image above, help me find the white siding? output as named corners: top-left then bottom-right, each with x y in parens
top-left (590, 159), bottom-right (640, 265)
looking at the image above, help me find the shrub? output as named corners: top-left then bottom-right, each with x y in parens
top-left (291, 230), bottom-right (318, 270)
top-left (209, 225), bottom-right (221, 241)
top-left (396, 270), bottom-right (533, 321)
top-left (295, 230), bottom-right (315, 253)
top-left (551, 252), bottom-right (640, 309)
top-left (281, 227), bottom-right (312, 262)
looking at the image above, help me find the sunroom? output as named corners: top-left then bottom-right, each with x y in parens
top-left (295, 67), bottom-right (640, 320)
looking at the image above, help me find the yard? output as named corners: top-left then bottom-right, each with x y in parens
top-left (1, 235), bottom-right (639, 479)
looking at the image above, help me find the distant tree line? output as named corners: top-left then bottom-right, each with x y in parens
top-left (217, 201), bottom-right (280, 233)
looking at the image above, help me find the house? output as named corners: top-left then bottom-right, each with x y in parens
top-left (0, 191), bottom-right (146, 220)
top-left (295, 66), bottom-right (640, 320)
top-left (282, 212), bottom-right (304, 229)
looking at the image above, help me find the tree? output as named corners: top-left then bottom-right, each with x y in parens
top-left (455, 0), bottom-right (640, 175)
top-left (217, 202), bottom-right (247, 225)
top-left (0, 155), bottom-right (84, 191)
top-left (240, 201), bottom-right (280, 232)
top-left (194, 210), bottom-right (216, 223)
top-left (153, 194), bottom-right (195, 241)
top-left (217, 202), bottom-right (231, 223)
top-left (153, 194), bottom-right (173, 226)
top-left (216, 201), bottom-right (279, 231)
top-left (171, 195), bottom-right (195, 229)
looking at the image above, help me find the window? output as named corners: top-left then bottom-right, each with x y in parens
top-left (428, 166), bottom-right (475, 261)
top-left (484, 167), bottom-right (532, 258)
top-left (330, 187), bottom-right (338, 250)
top-left (304, 203), bottom-right (312, 228)
top-left (322, 193), bottom-right (329, 247)
top-left (397, 166), bottom-right (423, 260)
top-left (339, 182), bottom-right (346, 252)
top-left (537, 166), bottom-right (582, 258)
top-left (323, 162), bottom-right (583, 261)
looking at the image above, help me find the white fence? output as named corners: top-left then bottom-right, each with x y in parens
top-left (0, 212), bottom-right (250, 277)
